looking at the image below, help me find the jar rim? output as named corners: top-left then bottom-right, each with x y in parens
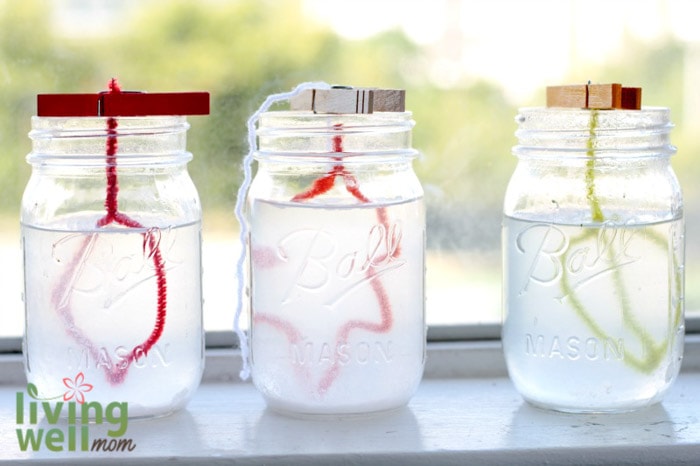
top-left (257, 110), bottom-right (415, 131)
top-left (513, 106), bottom-right (676, 158)
top-left (516, 106), bottom-right (672, 132)
top-left (29, 115), bottom-right (190, 139)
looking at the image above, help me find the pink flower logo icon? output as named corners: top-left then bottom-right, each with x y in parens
top-left (62, 372), bottom-right (93, 404)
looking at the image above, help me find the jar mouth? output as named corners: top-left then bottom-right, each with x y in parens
top-left (516, 106), bottom-right (672, 131)
top-left (257, 111), bottom-right (414, 133)
top-left (28, 116), bottom-right (191, 164)
top-left (514, 106), bottom-right (676, 158)
top-left (255, 111), bottom-right (416, 158)
top-left (29, 116), bottom-right (189, 139)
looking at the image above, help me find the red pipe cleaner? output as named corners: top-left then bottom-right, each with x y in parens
top-left (53, 79), bottom-right (168, 386)
top-left (254, 125), bottom-right (400, 397)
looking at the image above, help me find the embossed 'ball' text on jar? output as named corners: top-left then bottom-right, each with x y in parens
top-left (502, 106), bottom-right (685, 413)
top-left (247, 88), bottom-right (426, 416)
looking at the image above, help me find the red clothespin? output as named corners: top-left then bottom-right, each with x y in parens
top-left (37, 90), bottom-right (210, 117)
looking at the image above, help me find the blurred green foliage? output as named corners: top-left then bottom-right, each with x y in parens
top-left (0, 0), bottom-right (697, 248)
top-left (0, 1), bottom-right (514, 208)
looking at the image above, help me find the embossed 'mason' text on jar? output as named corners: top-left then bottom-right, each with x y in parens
top-left (246, 88), bottom-right (426, 416)
top-left (502, 106), bottom-right (684, 413)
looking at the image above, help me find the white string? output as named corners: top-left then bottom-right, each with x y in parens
top-left (234, 81), bottom-right (330, 380)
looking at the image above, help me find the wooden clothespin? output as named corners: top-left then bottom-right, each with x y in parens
top-left (546, 83), bottom-right (642, 110)
top-left (290, 86), bottom-right (406, 114)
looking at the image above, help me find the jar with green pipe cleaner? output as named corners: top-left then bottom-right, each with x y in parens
top-left (502, 102), bottom-right (684, 413)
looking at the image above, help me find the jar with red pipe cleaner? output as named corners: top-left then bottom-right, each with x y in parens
top-left (21, 82), bottom-right (209, 418)
top-left (247, 87), bottom-right (426, 416)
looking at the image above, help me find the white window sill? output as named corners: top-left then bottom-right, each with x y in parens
top-left (2, 336), bottom-right (699, 465)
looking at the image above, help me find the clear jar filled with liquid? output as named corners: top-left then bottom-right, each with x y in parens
top-left (502, 106), bottom-right (684, 413)
top-left (247, 89), bottom-right (426, 416)
top-left (22, 92), bottom-right (207, 419)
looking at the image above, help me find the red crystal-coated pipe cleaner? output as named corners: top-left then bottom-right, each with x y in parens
top-left (254, 127), bottom-right (400, 396)
top-left (53, 79), bottom-right (168, 385)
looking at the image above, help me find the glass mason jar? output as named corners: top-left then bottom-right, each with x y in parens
top-left (22, 111), bottom-right (205, 418)
top-left (247, 104), bottom-right (426, 416)
top-left (502, 107), bottom-right (684, 413)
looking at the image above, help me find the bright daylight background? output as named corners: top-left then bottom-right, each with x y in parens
top-left (1, 0), bottom-right (700, 339)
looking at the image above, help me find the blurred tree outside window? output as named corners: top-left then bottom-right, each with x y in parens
top-left (1, 0), bottom-right (699, 341)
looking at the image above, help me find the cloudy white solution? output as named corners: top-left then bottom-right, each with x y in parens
top-left (249, 199), bottom-right (425, 415)
top-left (23, 221), bottom-right (204, 418)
